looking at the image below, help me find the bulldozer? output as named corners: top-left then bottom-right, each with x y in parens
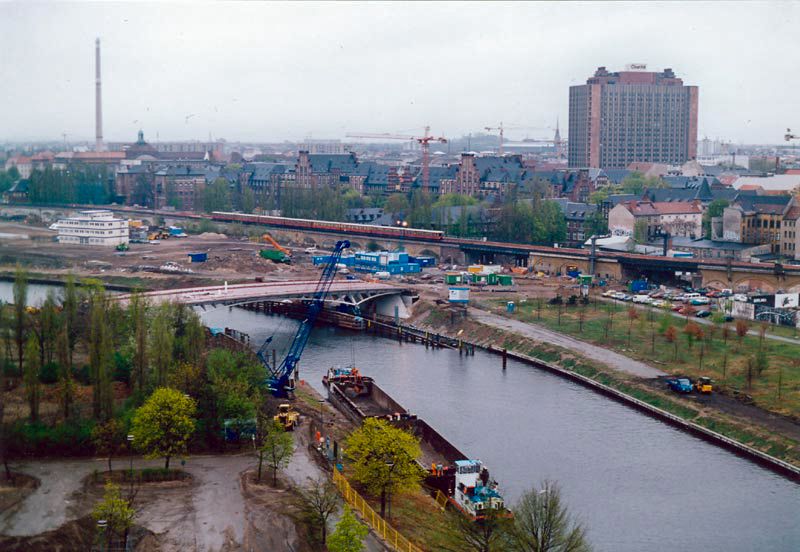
top-left (694, 376), bottom-right (713, 394)
top-left (274, 403), bottom-right (299, 431)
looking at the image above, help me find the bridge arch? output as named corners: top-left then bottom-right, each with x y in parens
top-left (704, 279), bottom-right (730, 291)
top-left (732, 277), bottom-right (776, 293)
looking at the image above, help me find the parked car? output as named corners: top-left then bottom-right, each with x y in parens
top-left (671, 304), bottom-right (683, 312)
top-left (651, 299), bottom-right (666, 308)
top-left (724, 314), bottom-right (734, 322)
top-left (665, 377), bottom-right (694, 393)
top-left (695, 310), bottom-right (712, 318)
top-left (690, 297), bottom-right (711, 305)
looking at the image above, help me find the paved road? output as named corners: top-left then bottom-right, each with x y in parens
top-left (469, 307), bottom-right (667, 379)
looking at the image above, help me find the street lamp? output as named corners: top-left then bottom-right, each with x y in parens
top-left (127, 434), bottom-right (135, 493)
top-left (97, 519), bottom-right (109, 551)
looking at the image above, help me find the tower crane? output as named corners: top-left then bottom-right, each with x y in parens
top-left (786, 128), bottom-right (799, 141)
top-left (483, 122), bottom-right (566, 157)
top-left (258, 239), bottom-right (350, 397)
top-left (346, 126), bottom-right (447, 191)
top-left (484, 122), bottom-right (507, 155)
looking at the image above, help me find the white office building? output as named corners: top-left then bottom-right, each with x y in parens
top-left (56, 210), bottom-right (129, 246)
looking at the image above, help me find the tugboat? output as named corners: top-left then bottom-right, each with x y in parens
top-left (322, 366), bottom-right (371, 389)
top-left (450, 459), bottom-right (507, 518)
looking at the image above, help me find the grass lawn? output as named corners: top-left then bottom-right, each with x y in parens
top-left (484, 297), bottom-right (800, 419)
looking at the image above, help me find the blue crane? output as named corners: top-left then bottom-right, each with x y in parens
top-left (258, 239), bottom-right (351, 397)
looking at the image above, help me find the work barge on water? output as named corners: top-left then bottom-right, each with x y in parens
top-left (323, 367), bottom-right (507, 518)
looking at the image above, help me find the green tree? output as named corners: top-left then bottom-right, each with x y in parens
top-left (62, 275), bottom-right (81, 366)
top-left (203, 177), bottom-right (233, 213)
top-left (384, 193), bottom-right (410, 215)
top-left (294, 477), bottom-right (340, 545)
top-left (258, 420), bottom-right (294, 485)
top-left (88, 285), bottom-right (114, 421)
top-left (702, 199), bottom-right (729, 239)
top-left (327, 506), bottom-right (369, 552)
top-left (507, 481), bottom-right (590, 552)
top-left (56, 327), bottom-right (75, 420)
top-left (345, 417), bottom-right (422, 517)
top-left (632, 219), bottom-right (648, 243)
top-left (132, 387), bottom-right (197, 469)
top-left (0, 301), bottom-right (8, 479)
top-left (620, 171), bottom-right (663, 195)
top-left (241, 186), bottom-right (256, 214)
top-left (92, 482), bottom-right (135, 550)
top-left (23, 336), bottom-right (41, 423)
top-left (129, 293), bottom-right (149, 395)
top-left (149, 304), bottom-right (175, 387)
top-left (12, 266), bottom-right (28, 373)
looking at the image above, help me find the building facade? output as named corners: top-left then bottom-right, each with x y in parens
top-left (56, 210), bottom-right (129, 246)
top-left (569, 65), bottom-right (698, 168)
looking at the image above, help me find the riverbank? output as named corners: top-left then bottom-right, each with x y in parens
top-left (408, 299), bottom-right (800, 477)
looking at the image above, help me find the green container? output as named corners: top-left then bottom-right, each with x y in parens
top-left (498, 274), bottom-right (514, 286)
top-left (486, 273), bottom-right (499, 285)
top-left (445, 273), bottom-right (462, 285)
top-left (471, 273), bottom-right (488, 283)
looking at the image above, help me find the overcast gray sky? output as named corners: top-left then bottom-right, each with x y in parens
top-left (1, 1), bottom-right (798, 144)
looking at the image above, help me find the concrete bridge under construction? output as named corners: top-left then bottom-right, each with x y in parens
top-left (116, 280), bottom-right (416, 318)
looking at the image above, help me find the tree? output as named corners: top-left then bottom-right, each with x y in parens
top-left (345, 417), bottom-right (422, 518)
top-left (632, 219), bottom-right (648, 244)
top-left (735, 319), bottom-right (749, 349)
top-left (36, 291), bottom-right (59, 367)
top-left (258, 420), bottom-right (294, 485)
top-left (755, 348), bottom-right (769, 376)
top-left (294, 477), bottom-right (340, 545)
top-left (0, 301), bottom-right (8, 479)
top-left (56, 327), bottom-right (74, 420)
top-left (702, 199), bottom-right (729, 239)
top-left (202, 177), bottom-right (233, 213)
top-left (626, 307), bottom-right (639, 347)
top-left (149, 304), bottom-right (175, 387)
top-left (129, 293), bottom-right (149, 394)
top-left (92, 419), bottom-right (123, 473)
top-left (23, 336), bottom-right (41, 423)
top-left (664, 325), bottom-right (678, 359)
top-left (241, 186), bottom-right (256, 214)
top-left (327, 506), bottom-right (369, 552)
top-left (92, 482), bottom-right (135, 550)
top-left (12, 266), bottom-right (28, 373)
top-left (62, 275), bottom-right (80, 366)
top-left (508, 481), bottom-right (590, 552)
top-left (683, 322), bottom-right (702, 350)
top-left (132, 387), bottom-right (196, 469)
top-left (443, 507), bottom-right (511, 552)
top-left (88, 285), bottom-right (114, 421)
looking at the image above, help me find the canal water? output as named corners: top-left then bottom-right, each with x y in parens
top-left (1, 281), bottom-right (797, 551)
top-left (200, 306), bottom-right (800, 552)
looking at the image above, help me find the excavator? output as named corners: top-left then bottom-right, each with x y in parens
top-left (259, 233), bottom-right (292, 263)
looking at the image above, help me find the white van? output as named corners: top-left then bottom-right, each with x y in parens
top-left (684, 292), bottom-right (701, 300)
top-left (632, 294), bottom-right (650, 304)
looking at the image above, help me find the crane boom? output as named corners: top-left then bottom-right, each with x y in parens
top-left (260, 239), bottom-right (351, 397)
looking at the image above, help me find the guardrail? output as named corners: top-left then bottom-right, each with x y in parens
top-left (332, 469), bottom-right (424, 552)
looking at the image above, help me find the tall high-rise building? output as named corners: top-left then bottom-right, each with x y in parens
top-left (568, 65), bottom-right (698, 169)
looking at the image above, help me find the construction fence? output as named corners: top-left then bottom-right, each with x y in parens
top-left (332, 469), bottom-right (424, 552)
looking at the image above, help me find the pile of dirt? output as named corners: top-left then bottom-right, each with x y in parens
top-left (0, 515), bottom-right (156, 552)
top-left (196, 232), bottom-right (227, 240)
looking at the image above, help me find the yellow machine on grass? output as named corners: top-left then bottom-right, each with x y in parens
top-left (694, 376), bottom-right (713, 394)
top-left (274, 403), bottom-right (299, 431)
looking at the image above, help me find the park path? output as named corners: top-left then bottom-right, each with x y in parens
top-left (469, 307), bottom-right (667, 378)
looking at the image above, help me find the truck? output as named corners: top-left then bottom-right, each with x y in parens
top-left (259, 249), bottom-right (291, 264)
top-left (694, 376), bottom-right (713, 394)
top-left (665, 377), bottom-right (693, 394)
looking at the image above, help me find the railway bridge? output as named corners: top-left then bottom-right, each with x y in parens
top-left (115, 280), bottom-right (416, 318)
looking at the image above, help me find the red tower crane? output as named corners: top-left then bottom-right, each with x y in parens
top-left (346, 126), bottom-right (447, 191)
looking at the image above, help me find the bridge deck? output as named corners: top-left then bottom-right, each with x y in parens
top-left (115, 280), bottom-right (400, 306)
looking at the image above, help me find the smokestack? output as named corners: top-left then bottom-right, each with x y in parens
top-left (95, 38), bottom-right (104, 152)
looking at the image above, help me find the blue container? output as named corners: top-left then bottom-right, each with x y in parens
top-left (188, 252), bottom-right (207, 263)
top-left (507, 301), bottom-right (515, 313)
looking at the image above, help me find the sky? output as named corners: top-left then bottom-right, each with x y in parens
top-left (1, 1), bottom-right (798, 145)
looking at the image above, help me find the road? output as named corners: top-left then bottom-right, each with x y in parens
top-left (469, 307), bottom-right (667, 378)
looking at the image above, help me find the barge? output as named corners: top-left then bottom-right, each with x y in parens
top-left (324, 367), bottom-right (508, 518)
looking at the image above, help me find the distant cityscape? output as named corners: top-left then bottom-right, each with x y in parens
top-left (2, 41), bottom-right (800, 265)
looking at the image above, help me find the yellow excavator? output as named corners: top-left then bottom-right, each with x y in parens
top-left (274, 403), bottom-right (299, 431)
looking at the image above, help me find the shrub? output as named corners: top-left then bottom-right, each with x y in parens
top-left (6, 419), bottom-right (96, 457)
top-left (40, 362), bottom-right (60, 384)
top-left (73, 364), bottom-right (91, 385)
top-left (113, 351), bottom-right (132, 384)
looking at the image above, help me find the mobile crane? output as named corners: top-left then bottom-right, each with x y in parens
top-left (258, 239), bottom-right (351, 397)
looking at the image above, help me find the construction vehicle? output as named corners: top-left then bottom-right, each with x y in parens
top-left (115, 243), bottom-right (129, 252)
top-left (258, 239), bottom-right (351, 397)
top-left (148, 230), bottom-right (170, 241)
top-left (694, 377), bottom-right (713, 394)
top-left (274, 403), bottom-right (299, 431)
top-left (665, 377), bottom-right (693, 394)
top-left (261, 233), bottom-right (291, 256)
top-left (259, 249), bottom-right (291, 264)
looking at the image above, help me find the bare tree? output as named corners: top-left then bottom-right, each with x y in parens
top-left (508, 481), bottom-right (590, 552)
top-left (294, 477), bottom-right (340, 545)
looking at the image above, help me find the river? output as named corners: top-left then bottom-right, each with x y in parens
top-left (200, 306), bottom-right (799, 552)
top-left (1, 281), bottom-right (798, 550)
